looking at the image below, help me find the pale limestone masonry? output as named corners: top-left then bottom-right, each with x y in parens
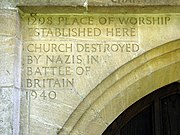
top-left (0, 2), bottom-right (20, 135)
top-left (0, 0), bottom-right (180, 135)
top-left (89, 0), bottom-right (180, 6)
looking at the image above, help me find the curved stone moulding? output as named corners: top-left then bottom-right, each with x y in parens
top-left (59, 39), bottom-right (180, 135)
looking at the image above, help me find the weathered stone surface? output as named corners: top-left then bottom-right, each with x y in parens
top-left (19, 6), bottom-right (86, 14)
top-left (89, 0), bottom-right (180, 6)
top-left (19, 6), bottom-right (180, 135)
top-left (1, 0), bottom-right (180, 8)
top-left (18, 0), bottom-right (86, 6)
top-left (69, 108), bottom-right (107, 135)
top-left (21, 11), bottom-right (180, 95)
top-left (0, 9), bottom-right (20, 135)
top-left (0, 10), bottom-right (20, 87)
top-left (49, 0), bottom-right (87, 6)
top-left (3, 0), bottom-right (180, 7)
top-left (0, 1), bottom-right (179, 135)
top-left (98, 50), bottom-right (180, 123)
top-left (0, 10), bottom-right (17, 36)
top-left (60, 40), bottom-right (180, 135)
top-left (0, 0), bottom-right (17, 8)
top-left (18, 0), bottom-right (49, 6)
top-left (20, 89), bottom-right (82, 134)
top-left (0, 87), bottom-right (13, 135)
top-left (0, 37), bottom-right (16, 86)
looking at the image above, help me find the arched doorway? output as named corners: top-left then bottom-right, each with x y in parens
top-left (103, 82), bottom-right (180, 135)
top-left (59, 40), bottom-right (180, 135)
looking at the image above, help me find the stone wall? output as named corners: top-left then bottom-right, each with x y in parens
top-left (0, 0), bottom-right (179, 135)
top-left (0, 1), bottom-right (20, 135)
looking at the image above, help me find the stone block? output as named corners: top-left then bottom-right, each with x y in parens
top-left (0, 8), bottom-right (20, 135)
top-left (0, 10), bottom-right (17, 36)
top-left (0, 0), bottom-right (17, 9)
top-left (49, 0), bottom-right (86, 6)
top-left (12, 88), bottom-right (20, 135)
top-left (0, 9), bottom-right (20, 87)
top-left (0, 37), bottom-right (17, 86)
top-left (20, 88), bottom-right (82, 134)
top-left (88, 0), bottom-right (180, 6)
top-left (18, 0), bottom-right (86, 6)
top-left (18, 0), bottom-right (49, 6)
top-left (0, 87), bottom-right (13, 135)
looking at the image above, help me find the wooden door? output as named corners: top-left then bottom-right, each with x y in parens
top-left (103, 82), bottom-right (180, 135)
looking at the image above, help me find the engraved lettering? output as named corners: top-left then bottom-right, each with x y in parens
top-left (26, 78), bottom-right (74, 88)
top-left (26, 90), bottom-right (57, 100)
top-left (23, 14), bottom-right (172, 92)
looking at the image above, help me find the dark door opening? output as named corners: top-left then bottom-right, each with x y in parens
top-left (103, 82), bottom-right (180, 135)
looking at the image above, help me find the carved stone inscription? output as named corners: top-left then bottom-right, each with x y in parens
top-left (20, 12), bottom-right (178, 134)
top-left (22, 14), bottom-right (171, 99)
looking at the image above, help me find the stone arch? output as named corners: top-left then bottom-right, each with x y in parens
top-left (59, 39), bottom-right (180, 135)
